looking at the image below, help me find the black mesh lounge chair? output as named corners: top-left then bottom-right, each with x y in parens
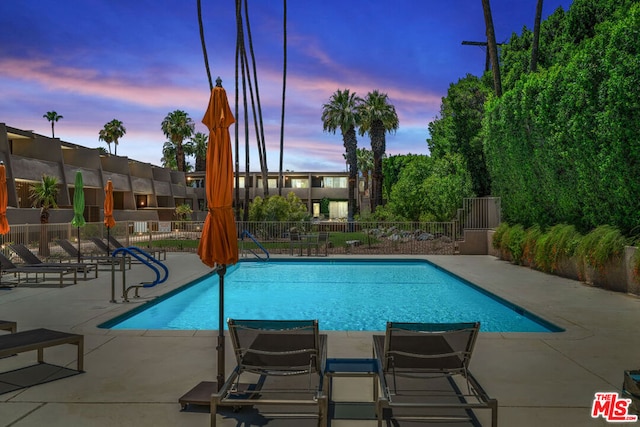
top-left (211, 319), bottom-right (328, 427)
top-left (372, 322), bottom-right (497, 427)
top-left (0, 252), bottom-right (77, 287)
top-left (55, 239), bottom-right (130, 270)
top-left (0, 320), bottom-right (17, 333)
top-left (107, 236), bottom-right (166, 261)
top-left (90, 237), bottom-right (110, 254)
top-left (9, 244), bottom-right (97, 280)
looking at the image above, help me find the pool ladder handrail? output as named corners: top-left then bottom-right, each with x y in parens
top-left (240, 230), bottom-right (270, 261)
top-left (112, 247), bottom-right (169, 302)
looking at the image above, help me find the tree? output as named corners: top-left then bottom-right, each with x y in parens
top-left (190, 132), bottom-right (208, 171)
top-left (43, 111), bottom-right (63, 138)
top-left (321, 89), bottom-right (362, 223)
top-left (531, 0), bottom-right (544, 72)
top-left (427, 74), bottom-right (492, 196)
top-left (175, 203), bottom-right (193, 221)
top-left (161, 141), bottom-right (177, 169)
top-left (29, 174), bottom-right (59, 256)
top-left (161, 110), bottom-right (194, 172)
top-left (98, 119), bottom-right (126, 156)
top-left (356, 147), bottom-right (373, 211)
top-left (358, 90), bottom-right (399, 212)
top-left (248, 192), bottom-right (309, 222)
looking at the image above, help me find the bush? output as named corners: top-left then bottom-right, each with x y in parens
top-left (492, 222), bottom-right (509, 252)
top-left (522, 225), bottom-right (543, 266)
top-left (535, 224), bottom-right (582, 273)
top-left (575, 225), bottom-right (627, 272)
top-left (505, 224), bottom-right (527, 265)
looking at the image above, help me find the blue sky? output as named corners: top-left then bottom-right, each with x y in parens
top-left (0, 0), bottom-right (572, 171)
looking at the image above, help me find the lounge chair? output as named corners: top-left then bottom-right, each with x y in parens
top-left (0, 321), bottom-right (16, 333)
top-left (90, 237), bottom-right (111, 255)
top-left (372, 322), bottom-right (497, 426)
top-left (0, 328), bottom-right (84, 394)
top-left (211, 319), bottom-right (328, 427)
top-left (289, 231), bottom-right (304, 256)
top-left (9, 244), bottom-right (97, 280)
top-left (0, 252), bottom-right (77, 287)
top-left (314, 231), bottom-right (329, 256)
top-left (55, 239), bottom-right (130, 270)
top-left (107, 235), bottom-right (166, 261)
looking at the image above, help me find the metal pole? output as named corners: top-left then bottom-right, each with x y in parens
top-left (110, 256), bottom-right (116, 303)
top-left (217, 265), bottom-right (226, 391)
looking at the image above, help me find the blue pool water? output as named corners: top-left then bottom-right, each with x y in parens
top-left (102, 259), bottom-right (561, 332)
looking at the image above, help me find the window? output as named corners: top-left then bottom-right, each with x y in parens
top-left (323, 177), bottom-right (347, 189)
top-left (290, 178), bottom-right (308, 189)
top-left (257, 178), bottom-right (278, 189)
top-left (329, 201), bottom-right (348, 219)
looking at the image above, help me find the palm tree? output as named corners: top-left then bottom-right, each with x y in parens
top-left (321, 89), bottom-right (362, 223)
top-left (358, 90), bottom-right (399, 212)
top-left (531, 0), bottom-right (544, 72)
top-left (98, 119), bottom-right (126, 156)
top-left (190, 132), bottom-right (208, 171)
top-left (29, 174), bottom-right (59, 256)
top-left (161, 110), bottom-right (194, 172)
top-left (356, 147), bottom-right (374, 212)
top-left (278, 0), bottom-right (287, 196)
top-left (161, 141), bottom-right (178, 169)
top-left (43, 111), bottom-right (63, 138)
top-left (482, 0), bottom-right (502, 96)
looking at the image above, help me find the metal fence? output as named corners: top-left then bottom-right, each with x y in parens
top-left (1, 219), bottom-right (459, 258)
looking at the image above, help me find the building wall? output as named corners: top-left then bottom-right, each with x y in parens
top-left (0, 124), bottom-right (352, 224)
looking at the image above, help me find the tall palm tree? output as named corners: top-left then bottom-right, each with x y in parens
top-left (278, 0), bottom-right (287, 196)
top-left (482, 0), bottom-right (502, 97)
top-left (322, 89), bottom-right (362, 223)
top-left (161, 110), bottom-right (194, 173)
top-left (531, 0), bottom-right (544, 72)
top-left (161, 141), bottom-right (178, 169)
top-left (98, 129), bottom-right (113, 154)
top-left (356, 147), bottom-right (374, 212)
top-left (29, 174), bottom-right (59, 256)
top-left (98, 119), bottom-right (126, 156)
top-left (190, 132), bottom-right (209, 171)
top-left (43, 111), bottom-right (63, 138)
top-left (358, 90), bottom-right (399, 212)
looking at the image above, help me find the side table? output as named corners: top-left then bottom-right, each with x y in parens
top-left (324, 358), bottom-right (380, 420)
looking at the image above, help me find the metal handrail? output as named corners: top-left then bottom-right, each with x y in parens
top-left (240, 230), bottom-right (270, 261)
top-left (112, 247), bottom-right (169, 302)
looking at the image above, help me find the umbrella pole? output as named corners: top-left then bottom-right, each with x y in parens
top-left (217, 264), bottom-right (226, 391)
top-left (107, 227), bottom-right (111, 256)
top-left (77, 226), bottom-right (81, 263)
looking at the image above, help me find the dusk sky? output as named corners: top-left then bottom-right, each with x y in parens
top-left (0, 0), bottom-right (572, 172)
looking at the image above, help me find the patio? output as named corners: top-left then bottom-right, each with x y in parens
top-left (0, 253), bottom-right (637, 426)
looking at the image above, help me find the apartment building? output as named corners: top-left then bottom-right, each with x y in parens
top-left (0, 123), bottom-right (352, 224)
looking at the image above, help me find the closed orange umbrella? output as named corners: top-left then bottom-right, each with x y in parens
top-left (0, 162), bottom-right (9, 235)
top-left (197, 78), bottom-right (238, 390)
top-left (104, 180), bottom-right (115, 255)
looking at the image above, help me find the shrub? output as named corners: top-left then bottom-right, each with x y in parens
top-left (522, 225), bottom-right (543, 266)
top-left (536, 224), bottom-right (582, 273)
top-left (505, 224), bottom-right (527, 265)
top-left (492, 222), bottom-right (509, 252)
top-left (576, 225), bottom-right (627, 272)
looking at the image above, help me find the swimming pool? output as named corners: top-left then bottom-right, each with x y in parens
top-left (101, 259), bottom-right (561, 332)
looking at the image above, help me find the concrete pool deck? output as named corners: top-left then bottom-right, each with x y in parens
top-left (0, 253), bottom-right (638, 426)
